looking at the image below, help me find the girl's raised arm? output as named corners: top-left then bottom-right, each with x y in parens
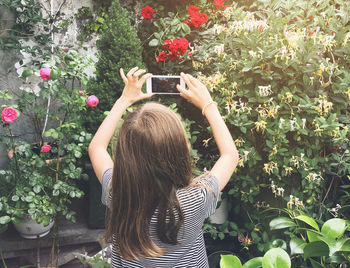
top-left (88, 67), bottom-right (153, 183)
top-left (177, 73), bottom-right (239, 191)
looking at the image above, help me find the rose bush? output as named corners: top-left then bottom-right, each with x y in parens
top-left (139, 0), bottom-right (350, 255)
top-left (0, 49), bottom-right (97, 231)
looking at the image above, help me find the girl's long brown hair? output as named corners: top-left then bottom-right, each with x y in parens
top-left (105, 102), bottom-right (192, 260)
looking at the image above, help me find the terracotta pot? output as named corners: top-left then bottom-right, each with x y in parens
top-left (14, 214), bottom-right (54, 239)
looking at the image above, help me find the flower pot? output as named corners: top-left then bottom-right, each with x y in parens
top-left (209, 192), bottom-right (228, 224)
top-left (14, 214), bottom-right (54, 239)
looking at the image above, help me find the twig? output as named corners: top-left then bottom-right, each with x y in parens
top-left (0, 249), bottom-right (7, 268)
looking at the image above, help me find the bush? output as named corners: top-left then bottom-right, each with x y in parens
top-left (84, 0), bottom-right (144, 133)
top-left (139, 0), bottom-right (350, 253)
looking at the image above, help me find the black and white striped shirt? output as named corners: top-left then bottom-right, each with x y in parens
top-left (101, 168), bottom-right (219, 268)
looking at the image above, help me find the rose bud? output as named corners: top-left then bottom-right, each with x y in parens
top-left (87, 95), bottom-right (99, 107)
top-left (41, 144), bottom-right (51, 153)
top-left (40, 68), bottom-right (51, 80)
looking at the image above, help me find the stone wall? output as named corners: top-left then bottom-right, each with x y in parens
top-left (0, 0), bottom-right (98, 168)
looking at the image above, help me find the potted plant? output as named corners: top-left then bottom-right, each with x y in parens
top-left (0, 49), bottom-right (98, 238)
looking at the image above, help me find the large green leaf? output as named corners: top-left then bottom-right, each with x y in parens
top-left (321, 218), bottom-right (347, 239)
top-left (290, 237), bottom-right (306, 255)
top-left (220, 255), bottom-right (242, 268)
top-left (295, 215), bottom-right (320, 231)
top-left (261, 248), bottom-right (291, 268)
top-left (303, 241), bottom-right (329, 259)
top-left (318, 236), bottom-right (349, 255)
top-left (269, 217), bottom-right (296, 230)
top-left (243, 257), bottom-right (262, 268)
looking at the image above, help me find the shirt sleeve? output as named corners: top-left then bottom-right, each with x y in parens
top-left (195, 174), bottom-right (220, 218)
top-left (101, 168), bottom-right (113, 207)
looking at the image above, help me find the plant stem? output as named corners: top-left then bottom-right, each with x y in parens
top-left (8, 127), bottom-right (21, 181)
top-left (0, 249), bottom-right (7, 268)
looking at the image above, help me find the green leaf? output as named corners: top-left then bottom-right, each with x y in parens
top-left (309, 258), bottom-right (323, 268)
top-left (149, 39), bottom-right (159, 47)
top-left (21, 69), bottom-right (34, 78)
top-left (321, 218), bottom-right (346, 239)
top-left (0, 216), bottom-right (11, 224)
top-left (262, 248), bottom-right (291, 268)
top-left (11, 195), bottom-right (19, 202)
top-left (269, 217), bottom-right (296, 230)
top-left (50, 69), bottom-right (59, 80)
top-left (220, 255), bottom-right (242, 268)
top-left (289, 237), bottom-right (306, 255)
top-left (340, 238), bottom-right (350, 252)
top-left (303, 241), bottom-right (329, 259)
top-left (242, 257), bottom-right (262, 268)
top-left (295, 215), bottom-right (320, 231)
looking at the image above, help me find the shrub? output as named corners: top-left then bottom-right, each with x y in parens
top-left (139, 0), bottom-right (350, 253)
top-left (84, 0), bottom-right (144, 132)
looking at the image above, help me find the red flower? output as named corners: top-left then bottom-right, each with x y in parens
top-left (87, 95), bottom-right (99, 107)
top-left (331, 31), bottom-right (336, 36)
top-left (79, 90), bottom-right (84, 95)
top-left (4, 89), bottom-right (8, 93)
top-left (1, 107), bottom-right (18, 123)
top-left (41, 144), bottom-right (51, 153)
top-left (169, 38), bottom-right (189, 56)
top-left (200, 13), bottom-right (209, 23)
top-left (40, 68), bottom-right (51, 80)
top-left (189, 15), bottom-right (203, 28)
top-left (165, 52), bottom-right (176, 60)
top-left (293, 17), bottom-right (298, 22)
top-left (214, 0), bottom-right (224, 10)
top-left (188, 5), bottom-right (200, 16)
top-left (188, 52), bottom-right (193, 58)
top-left (156, 51), bottom-right (167, 62)
top-left (308, 15), bottom-right (313, 22)
top-left (141, 6), bottom-right (155, 20)
top-left (309, 29), bottom-right (315, 36)
top-left (163, 39), bottom-right (172, 50)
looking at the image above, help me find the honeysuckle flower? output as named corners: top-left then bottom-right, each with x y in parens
top-left (258, 85), bottom-right (272, 97)
top-left (255, 120), bottom-right (267, 133)
top-left (279, 118), bottom-right (285, 129)
top-left (141, 6), bottom-right (155, 19)
top-left (40, 68), bottom-right (51, 80)
top-left (302, 118), bottom-right (306, 129)
top-left (1, 107), bottom-right (18, 123)
top-left (87, 95), bottom-right (99, 107)
top-left (290, 117), bottom-right (299, 131)
top-left (214, 44), bottom-right (224, 55)
top-left (238, 233), bottom-right (253, 250)
top-left (284, 166), bottom-right (293, 176)
top-left (263, 161), bottom-right (278, 175)
top-left (41, 144), bottom-right (51, 153)
top-left (223, 6), bottom-right (233, 18)
top-left (306, 173), bottom-right (323, 182)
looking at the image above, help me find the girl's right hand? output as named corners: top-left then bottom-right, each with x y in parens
top-left (176, 73), bottom-right (213, 111)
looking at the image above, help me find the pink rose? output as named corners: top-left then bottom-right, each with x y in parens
top-left (40, 68), bottom-right (51, 80)
top-left (87, 95), bottom-right (99, 107)
top-left (1, 107), bottom-right (18, 123)
top-left (41, 145), bottom-right (51, 153)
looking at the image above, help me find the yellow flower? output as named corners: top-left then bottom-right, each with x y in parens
top-left (255, 120), bottom-right (267, 133)
top-left (263, 161), bottom-right (278, 175)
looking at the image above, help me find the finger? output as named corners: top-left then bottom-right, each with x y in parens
top-left (120, 68), bottom-right (128, 84)
top-left (187, 74), bottom-right (201, 87)
top-left (127, 67), bottom-right (139, 78)
top-left (133, 69), bottom-right (146, 78)
top-left (138, 73), bottom-right (153, 86)
top-left (176, 84), bottom-right (191, 100)
top-left (139, 92), bottom-right (154, 100)
top-left (181, 73), bottom-right (195, 89)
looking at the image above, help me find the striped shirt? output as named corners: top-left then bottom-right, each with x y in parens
top-left (101, 168), bottom-right (219, 268)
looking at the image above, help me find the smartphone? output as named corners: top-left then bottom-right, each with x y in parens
top-left (146, 75), bottom-right (185, 94)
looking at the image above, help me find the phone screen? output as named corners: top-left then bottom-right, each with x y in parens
top-left (152, 77), bottom-right (180, 94)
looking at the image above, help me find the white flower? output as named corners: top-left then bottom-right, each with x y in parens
top-left (279, 118), bottom-right (285, 129)
top-left (214, 44), bottom-right (225, 55)
top-left (258, 85), bottom-right (272, 97)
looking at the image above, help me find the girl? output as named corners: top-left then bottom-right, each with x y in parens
top-left (89, 67), bottom-right (238, 267)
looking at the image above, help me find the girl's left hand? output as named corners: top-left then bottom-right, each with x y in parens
top-left (120, 67), bottom-right (153, 104)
